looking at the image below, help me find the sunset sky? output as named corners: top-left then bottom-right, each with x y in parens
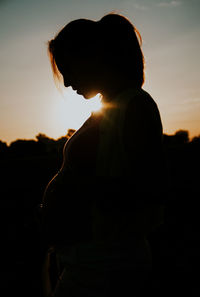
top-left (0, 0), bottom-right (200, 144)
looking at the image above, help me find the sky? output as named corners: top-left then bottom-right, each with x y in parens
top-left (0, 0), bottom-right (200, 144)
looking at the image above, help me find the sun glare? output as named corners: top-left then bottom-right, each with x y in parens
top-left (86, 93), bottom-right (103, 113)
top-left (49, 90), bottom-right (103, 139)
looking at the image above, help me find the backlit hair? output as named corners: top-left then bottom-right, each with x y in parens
top-left (48, 13), bottom-right (145, 88)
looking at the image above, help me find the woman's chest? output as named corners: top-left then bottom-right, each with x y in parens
top-left (63, 116), bottom-right (101, 174)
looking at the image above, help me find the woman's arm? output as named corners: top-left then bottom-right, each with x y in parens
top-left (123, 92), bottom-right (166, 233)
top-left (123, 93), bottom-right (163, 156)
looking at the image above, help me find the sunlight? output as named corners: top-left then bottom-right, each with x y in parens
top-left (47, 89), bottom-right (103, 139)
top-left (86, 93), bottom-right (103, 113)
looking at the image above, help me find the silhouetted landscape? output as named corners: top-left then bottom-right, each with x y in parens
top-left (1, 128), bottom-right (200, 296)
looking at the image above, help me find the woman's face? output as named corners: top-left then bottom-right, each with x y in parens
top-left (56, 52), bottom-right (101, 99)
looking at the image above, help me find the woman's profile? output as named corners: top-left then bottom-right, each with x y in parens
top-left (40, 13), bottom-right (166, 297)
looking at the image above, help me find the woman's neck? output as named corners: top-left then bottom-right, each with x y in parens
top-left (101, 81), bottom-right (138, 103)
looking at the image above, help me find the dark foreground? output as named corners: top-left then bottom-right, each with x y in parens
top-left (1, 132), bottom-right (200, 296)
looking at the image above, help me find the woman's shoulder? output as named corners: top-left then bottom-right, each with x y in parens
top-left (124, 88), bottom-right (160, 122)
top-left (124, 88), bottom-right (163, 136)
top-left (127, 88), bottom-right (158, 110)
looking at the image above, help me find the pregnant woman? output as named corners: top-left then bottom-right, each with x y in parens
top-left (40, 13), bottom-right (166, 297)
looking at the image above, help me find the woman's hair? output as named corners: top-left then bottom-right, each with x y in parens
top-left (48, 13), bottom-right (145, 88)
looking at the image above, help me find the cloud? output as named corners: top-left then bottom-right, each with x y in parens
top-left (157, 1), bottom-right (182, 7)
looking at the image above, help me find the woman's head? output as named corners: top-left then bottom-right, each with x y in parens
top-left (48, 19), bottom-right (99, 98)
top-left (48, 13), bottom-right (145, 99)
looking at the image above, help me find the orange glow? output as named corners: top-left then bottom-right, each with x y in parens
top-left (87, 94), bottom-right (103, 112)
top-left (45, 90), bottom-right (103, 140)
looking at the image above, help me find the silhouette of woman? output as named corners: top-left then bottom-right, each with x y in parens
top-left (40, 13), bottom-right (166, 297)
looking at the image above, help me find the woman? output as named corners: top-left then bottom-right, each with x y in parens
top-left (40, 13), bottom-right (166, 297)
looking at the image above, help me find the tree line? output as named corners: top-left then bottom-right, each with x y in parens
top-left (0, 129), bottom-right (199, 158)
top-left (0, 129), bottom-right (76, 158)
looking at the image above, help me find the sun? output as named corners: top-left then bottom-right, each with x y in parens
top-left (49, 90), bottom-right (103, 139)
top-left (86, 93), bottom-right (103, 113)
